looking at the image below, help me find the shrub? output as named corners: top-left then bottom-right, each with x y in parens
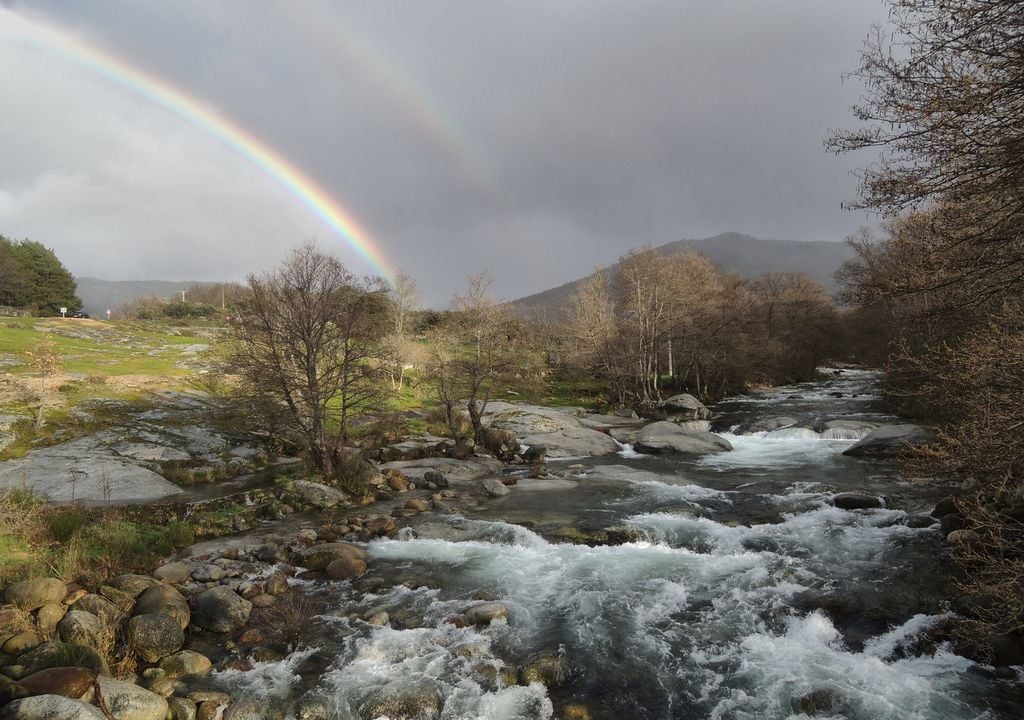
top-left (46, 506), bottom-right (89, 542)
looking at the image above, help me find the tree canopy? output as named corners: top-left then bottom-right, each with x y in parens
top-left (0, 236), bottom-right (81, 315)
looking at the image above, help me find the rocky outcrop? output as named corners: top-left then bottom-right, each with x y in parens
top-left (842, 424), bottom-right (935, 457)
top-left (485, 403), bottom-right (620, 459)
top-left (519, 426), bottom-right (620, 460)
top-left (633, 422), bottom-right (732, 455)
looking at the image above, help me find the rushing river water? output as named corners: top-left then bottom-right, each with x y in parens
top-left (216, 370), bottom-right (1024, 719)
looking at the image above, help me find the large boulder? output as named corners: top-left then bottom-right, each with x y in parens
top-left (831, 492), bottom-right (884, 510)
top-left (478, 477), bottom-right (510, 497)
top-left (4, 579), bottom-right (66, 612)
top-left (0, 695), bottom-right (106, 720)
top-left (634, 422), bottom-right (732, 455)
top-left (18, 667), bottom-right (96, 699)
top-left (290, 480), bottom-right (347, 510)
top-left (652, 394), bottom-right (711, 423)
top-left (125, 614), bottom-right (184, 662)
top-left (190, 587), bottom-right (251, 633)
top-left (736, 416), bottom-right (801, 434)
top-left (132, 585), bottom-right (190, 630)
top-left (842, 424), bottom-right (936, 457)
top-left (296, 543), bottom-right (368, 572)
top-left (94, 676), bottom-right (168, 720)
top-left (463, 602), bottom-right (508, 625)
top-left (484, 403), bottom-right (582, 436)
top-left (518, 426), bottom-right (620, 460)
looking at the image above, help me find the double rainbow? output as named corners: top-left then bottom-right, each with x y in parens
top-left (1, 8), bottom-right (396, 282)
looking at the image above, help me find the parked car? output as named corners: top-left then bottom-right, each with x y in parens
top-left (70, 311), bottom-right (90, 318)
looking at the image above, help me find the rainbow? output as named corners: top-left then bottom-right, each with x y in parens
top-left (0, 8), bottom-right (396, 282)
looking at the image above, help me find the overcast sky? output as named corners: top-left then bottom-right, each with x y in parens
top-left (0, 1), bottom-right (886, 306)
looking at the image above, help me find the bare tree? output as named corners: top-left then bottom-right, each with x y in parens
top-left (229, 243), bottom-right (387, 480)
top-left (384, 271), bottom-right (420, 390)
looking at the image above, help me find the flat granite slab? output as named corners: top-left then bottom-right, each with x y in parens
top-left (0, 437), bottom-right (183, 503)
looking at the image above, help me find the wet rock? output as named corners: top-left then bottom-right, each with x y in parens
top-left (125, 614), bottom-right (184, 662)
top-left (463, 602), bottom-right (508, 625)
top-left (842, 424), bottom-right (935, 457)
top-left (291, 480), bottom-right (347, 510)
top-left (652, 393), bottom-right (711, 422)
top-left (0, 695), bottom-right (106, 720)
top-left (18, 641), bottom-right (108, 676)
top-left (95, 676), bottom-right (168, 720)
top-left (5, 580), bottom-right (66, 613)
top-left (360, 679), bottom-right (442, 720)
top-left (478, 477), bottom-right (510, 497)
top-left (561, 704), bottom-right (593, 720)
top-left (736, 416), bottom-right (800, 434)
top-left (297, 543), bottom-right (368, 572)
top-left (18, 666), bottom-right (96, 699)
top-left (364, 517), bottom-right (396, 538)
top-left (830, 493), bottom-right (884, 510)
top-left (423, 470), bottom-right (448, 489)
top-left (253, 545), bottom-right (284, 563)
top-left (940, 514), bottom-right (966, 534)
top-left (196, 700), bottom-right (229, 720)
top-left (325, 557), bottom-right (367, 581)
top-left (905, 514), bottom-right (938, 528)
top-left (264, 572), bottom-right (288, 597)
top-left (190, 587), bottom-right (251, 633)
top-left (366, 611), bottom-right (389, 627)
top-left (57, 612), bottom-right (102, 648)
top-left (519, 650), bottom-right (571, 688)
top-left (153, 563), bottom-right (190, 585)
top-left (932, 496), bottom-right (961, 518)
top-left (634, 422), bottom-right (732, 455)
top-left (404, 499), bottom-right (430, 512)
top-left (132, 585), bottom-right (190, 630)
top-left (105, 575), bottom-right (160, 599)
top-left (794, 689), bottom-right (835, 715)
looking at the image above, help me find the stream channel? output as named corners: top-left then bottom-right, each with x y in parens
top-left (212, 370), bottom-right (1024, 719)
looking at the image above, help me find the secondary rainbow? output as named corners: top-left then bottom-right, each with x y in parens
top-left (1, 8), bottom-right (396, 282)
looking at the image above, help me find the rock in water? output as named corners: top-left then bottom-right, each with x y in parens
top-left (842, 424), bottom-right (935, 457)
top-left (478, 477), bottom-right (510, 497)
top-left (830, 492), bottom-right (884, 510)
top-left (633, 422), bottom-right (732, 455)
top-left (652, 393), bottom-right (711, 422)
top-left (360, 679), bottom-right (442, 720)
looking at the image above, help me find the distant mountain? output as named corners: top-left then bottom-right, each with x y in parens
top-left (74, 278), bottom-right (216, 318)
top-left (510, 232), bottom-right (854, 320)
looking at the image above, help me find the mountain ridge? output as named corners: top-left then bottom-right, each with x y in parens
top-left (509, 232), bottom-right (854, 319)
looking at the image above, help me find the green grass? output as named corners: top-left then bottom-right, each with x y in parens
top-left (0, 317), bottom-right (219, 376)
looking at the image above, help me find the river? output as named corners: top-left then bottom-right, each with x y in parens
top-left (214, 370), bottom-right (1024, 719)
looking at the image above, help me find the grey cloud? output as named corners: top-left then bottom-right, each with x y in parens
top-left (0, 1), bottom-right (885, 305)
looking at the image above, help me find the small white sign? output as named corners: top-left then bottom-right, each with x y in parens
top-left (60, 307), bottom-right (67, 317)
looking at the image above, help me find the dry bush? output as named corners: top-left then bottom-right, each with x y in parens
top-left (250, 589), bottom-right (325, 650)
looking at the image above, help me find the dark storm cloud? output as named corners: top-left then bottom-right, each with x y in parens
top-left (0, 1), bottom-right (887, 305)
